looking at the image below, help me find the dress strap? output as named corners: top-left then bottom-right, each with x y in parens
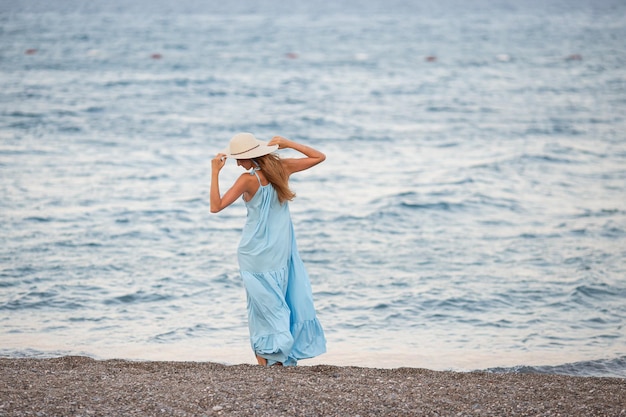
top-left (250, 167), bottom-right (262, 185)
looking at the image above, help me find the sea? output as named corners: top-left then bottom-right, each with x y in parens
top-left (1, 0), bottom-right (625, 378)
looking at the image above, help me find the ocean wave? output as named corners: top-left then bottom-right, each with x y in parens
top-left (486, 355), bottom-right (626, 378)
top-left (103, 291), bottom-right (175, 305)
top-left (1, 289), bottom-right (85, 311)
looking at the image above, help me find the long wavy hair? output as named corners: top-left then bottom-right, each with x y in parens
top-left (253, 153), bottom-right (295, 203)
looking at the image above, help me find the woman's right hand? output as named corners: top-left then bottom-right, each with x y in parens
top-left (268, 136), bottom-right (292, 149)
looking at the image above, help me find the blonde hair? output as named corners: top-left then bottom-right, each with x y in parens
top-left (254, 153), bottom-right (295, 203)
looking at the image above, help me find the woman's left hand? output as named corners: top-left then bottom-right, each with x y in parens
top-left (212, 153), bottom-right (227, 172)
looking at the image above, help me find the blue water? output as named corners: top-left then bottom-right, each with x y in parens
top-left (1, 0), bottom-right (626, 377)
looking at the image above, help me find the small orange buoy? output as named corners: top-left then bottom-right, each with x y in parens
top-left (285, 52), bottom-right (298, 59)
top-left (566, 54), bottom-right (582, 61)
top-left (496, 54), bottom-right (511, 62)
top-left (25, 49), bottom-right (37, 55)
top-left (425, 56), bottom-right (437, 62)
top-left (150, 53), bottom-right (163, 60)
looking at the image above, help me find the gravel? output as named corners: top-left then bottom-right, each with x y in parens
top-left (1, 356), bottom-right (624, 416)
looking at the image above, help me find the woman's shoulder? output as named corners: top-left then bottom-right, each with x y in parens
top-left (239, 169), bottom-right (269, 186)
top-left (234, 171), bottom-right (259, 188)
top-left (236, 171), bottom-right (254, 181)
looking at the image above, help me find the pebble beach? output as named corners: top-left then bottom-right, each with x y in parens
top-left (1, 356), bottom-right (624, 416)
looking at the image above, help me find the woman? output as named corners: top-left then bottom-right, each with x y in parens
top-left (210, 132), bottom-right (327, 366)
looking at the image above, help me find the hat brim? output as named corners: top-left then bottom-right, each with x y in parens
top-left (220, 143), bottom-right (279, 160)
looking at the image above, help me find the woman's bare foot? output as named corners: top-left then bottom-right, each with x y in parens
top-left (255, 355), bottom-right (267, 366)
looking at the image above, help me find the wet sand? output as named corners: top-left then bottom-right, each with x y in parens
top-left (1, 356), bottom-right (624, 416)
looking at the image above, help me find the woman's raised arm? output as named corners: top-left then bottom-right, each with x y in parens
top-left (267, 136), bottom-right (325, 175)
top-left (210, 154), bottom-right (249, 213)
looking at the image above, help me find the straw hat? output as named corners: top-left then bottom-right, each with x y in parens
top-left (221, 133), bottom-right (278, 159)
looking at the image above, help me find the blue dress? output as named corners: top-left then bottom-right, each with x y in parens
top-left (238, 169), bottom-right (326, 366)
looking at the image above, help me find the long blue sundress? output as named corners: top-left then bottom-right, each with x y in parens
top-left (238, 169), bottom-right (326, 366)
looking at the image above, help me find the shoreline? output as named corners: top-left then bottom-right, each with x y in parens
top-left (4, 338), bottom-right (625, 377)
top-left (1, 356), bottom-right (624, 416)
